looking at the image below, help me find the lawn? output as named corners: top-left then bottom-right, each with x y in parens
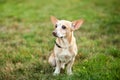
top-left (0, 0), bottom-right (120, 80)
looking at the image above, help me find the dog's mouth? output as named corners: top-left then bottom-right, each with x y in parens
top-left (53, 34), bottom-right (58, 37)
top-left (52, 33), bottom-right (63, 38)
top-left (52, 32), bottom-right (64, 38)
top-left (53, 34), bottom-right (63, 38)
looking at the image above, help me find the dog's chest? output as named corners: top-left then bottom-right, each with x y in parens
top-left (57, 49), bottom-right (72, 63)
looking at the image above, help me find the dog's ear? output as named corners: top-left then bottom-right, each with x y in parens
top-left (50, 16), bottom-right (58, 25)
top-left (72, 19), bottom-right (84, 30)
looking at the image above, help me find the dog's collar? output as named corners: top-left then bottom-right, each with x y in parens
top-left (55, 41), bottom-right (62, 48)
top-left (54, 41), bottom-right (72, 49)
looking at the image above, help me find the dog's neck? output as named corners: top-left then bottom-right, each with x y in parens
top-left (56, 32), bottom-right (74, 49)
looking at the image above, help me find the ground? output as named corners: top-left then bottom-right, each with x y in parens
top-left (0, 0), bottom-right (120, 80)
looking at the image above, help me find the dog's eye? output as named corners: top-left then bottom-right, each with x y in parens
top-left (62, 25), bottom-right (66, 29)
top-left (55, 24), bottom-right (57, 28)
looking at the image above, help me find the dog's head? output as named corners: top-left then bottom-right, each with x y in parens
top-left (50, 16), bottom-right (83, 38)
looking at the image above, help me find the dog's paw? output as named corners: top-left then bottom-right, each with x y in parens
top-left (53, 72), bottom-right (59, 76)
top-left (67, 72), bottom-right (73, 75)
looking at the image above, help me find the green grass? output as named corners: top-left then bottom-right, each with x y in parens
top-left (0, 0), bottom-right (120, 80)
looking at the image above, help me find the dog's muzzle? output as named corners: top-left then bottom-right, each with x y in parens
top-left (52, 31), bottom-right (58, 37)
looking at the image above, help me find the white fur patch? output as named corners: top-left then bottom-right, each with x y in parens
top-left (58, 49), bottom-right (72, 63)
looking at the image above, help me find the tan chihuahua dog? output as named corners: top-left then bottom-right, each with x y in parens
top-left (48, 16), bottom-right (83, 75)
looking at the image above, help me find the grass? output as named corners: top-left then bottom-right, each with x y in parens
top-left (0, 0), bottom-right (120, 80)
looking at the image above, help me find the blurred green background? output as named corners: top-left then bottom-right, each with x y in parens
top-left (0, 0), bottom-right (120, 80)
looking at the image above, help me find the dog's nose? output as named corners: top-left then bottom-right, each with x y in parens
top-left (52, 31), bottom-right (57, 37)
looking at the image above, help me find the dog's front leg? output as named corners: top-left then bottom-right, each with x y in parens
top-left (53, 58), bottom-right (60, 75)
top-left (66, 58), bottom-right (75, 75)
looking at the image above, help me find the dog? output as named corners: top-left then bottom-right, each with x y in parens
top-left (48, 16), bottom-right (83, 75)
